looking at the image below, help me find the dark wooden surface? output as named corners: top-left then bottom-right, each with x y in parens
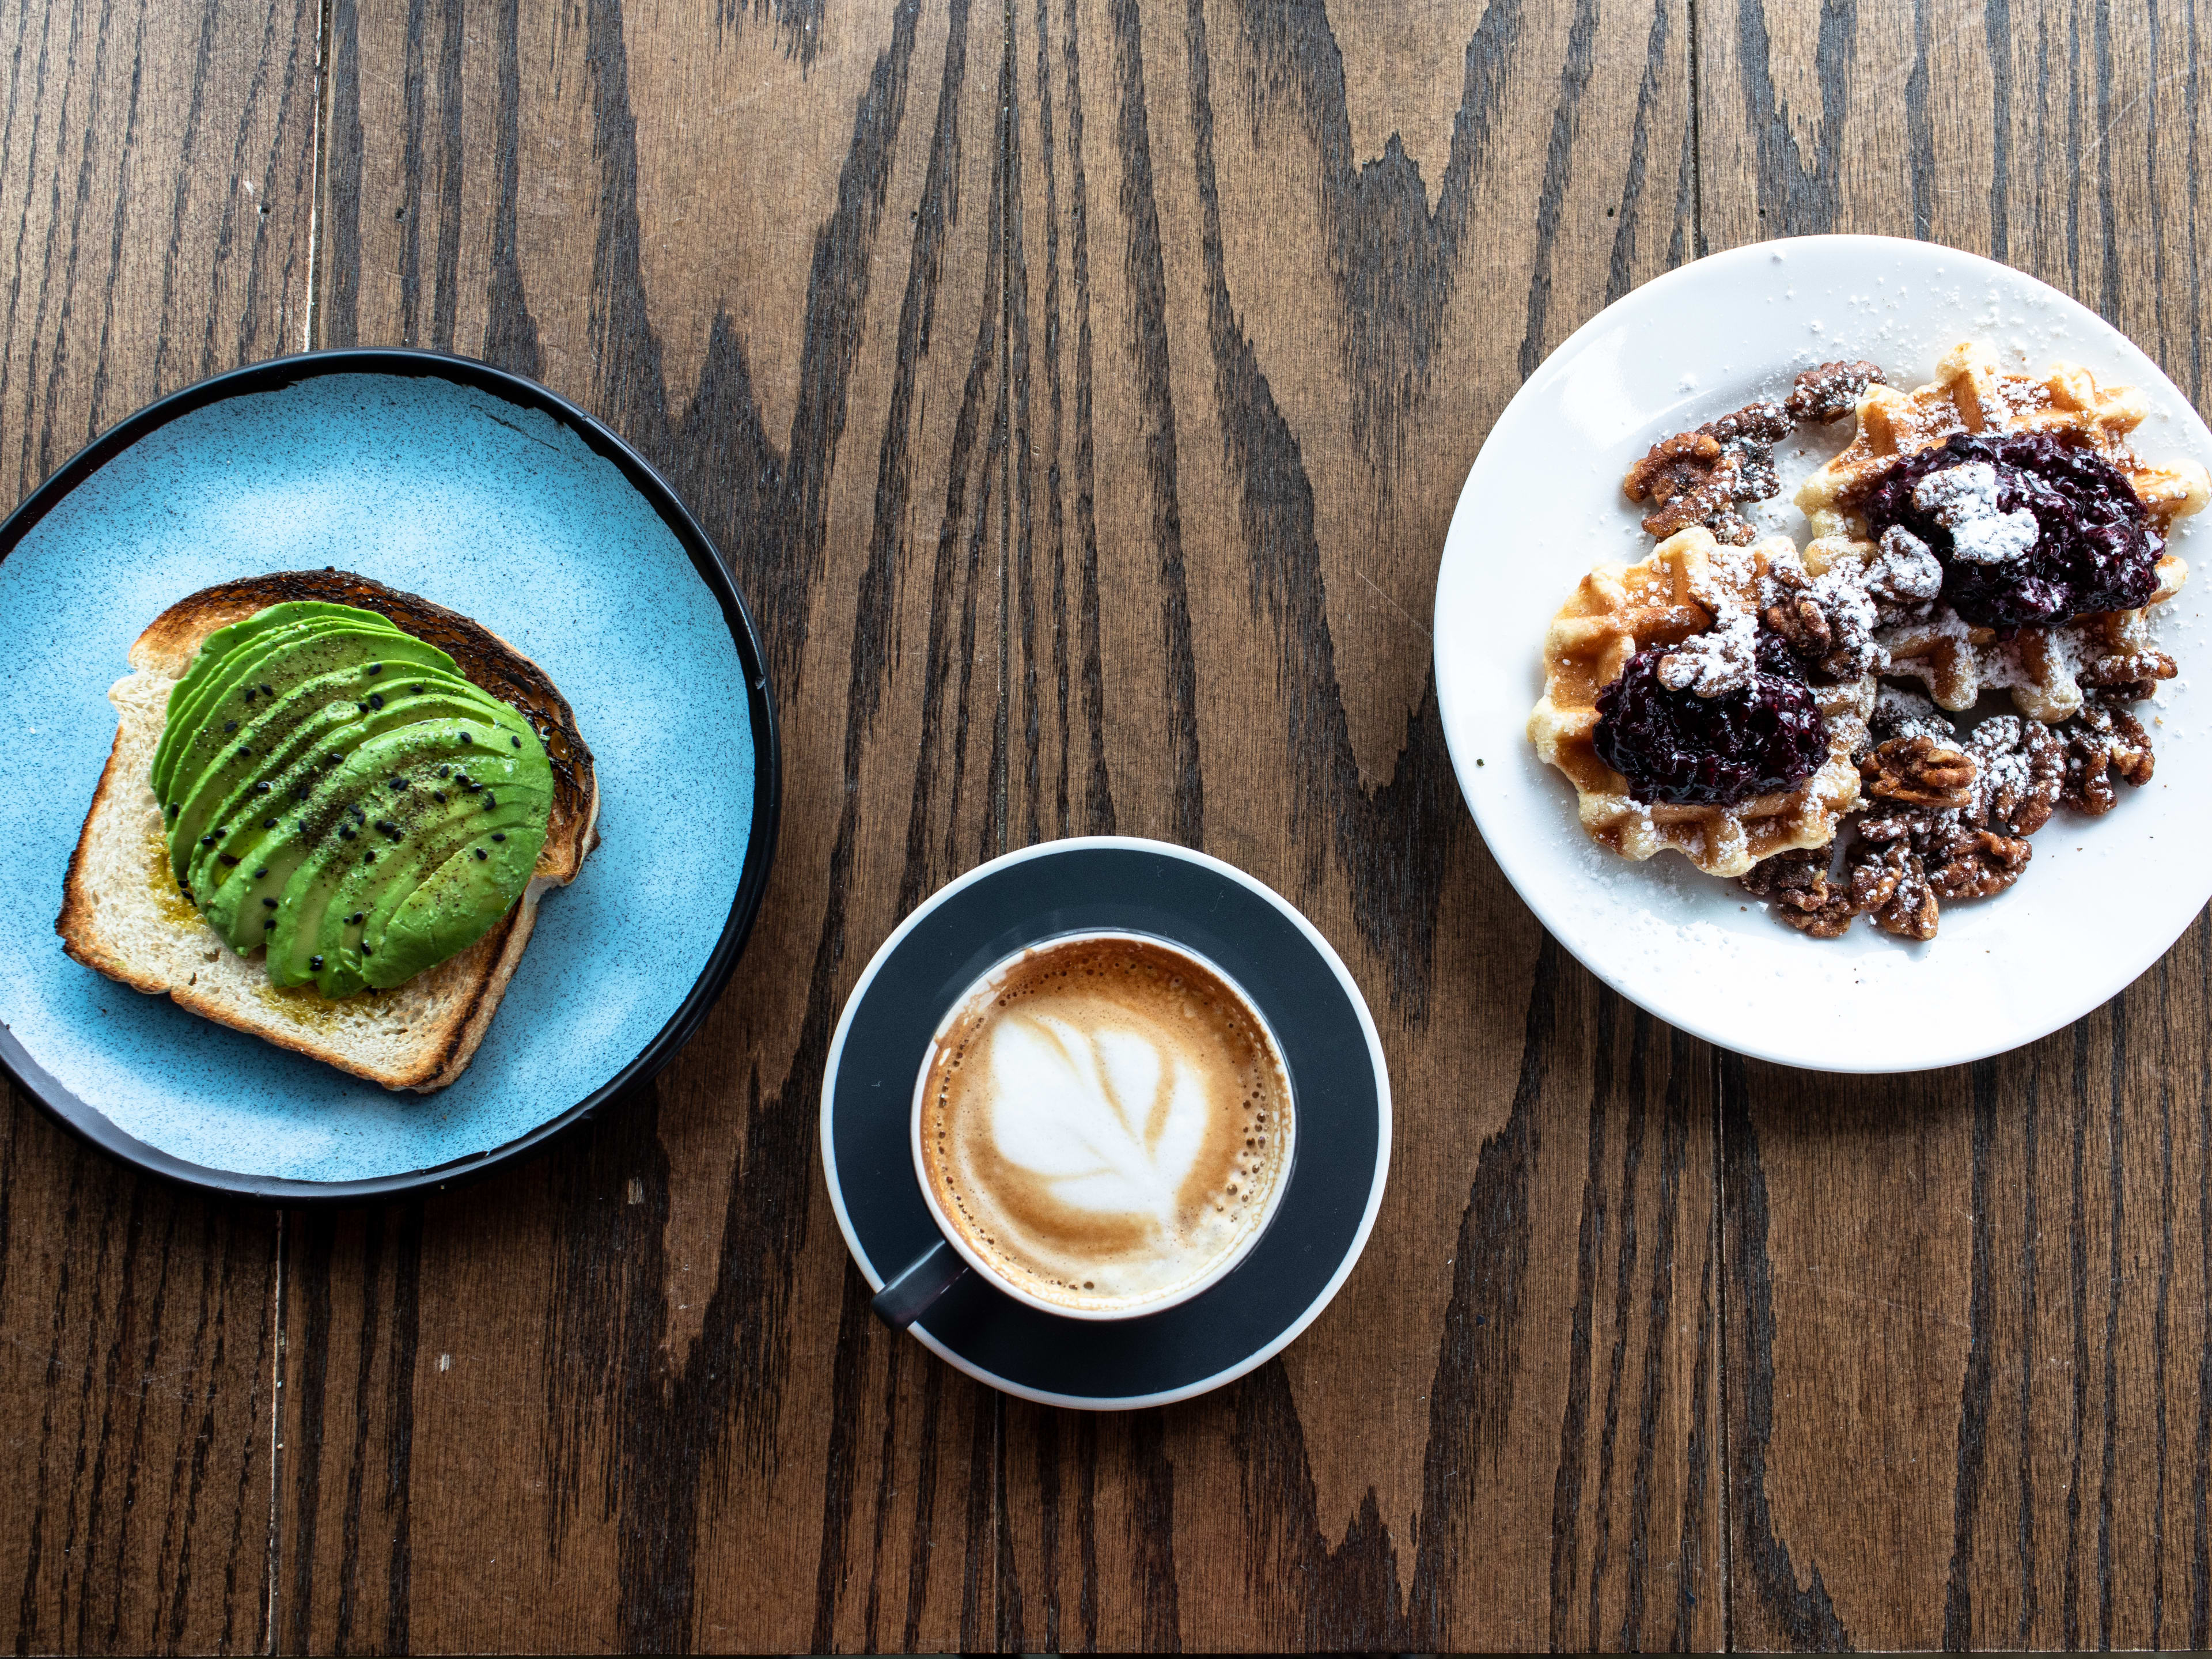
top-left (0, 0), bottom-right (2204, 1649)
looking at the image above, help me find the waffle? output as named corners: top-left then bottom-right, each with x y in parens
top-left (1797, 342), bottom-right (2207, 719)
top-left (1529, 528), bottom-right (1873, 878)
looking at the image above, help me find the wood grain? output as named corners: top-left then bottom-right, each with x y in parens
top-left (1699, 3), bottom-right (2212, 1648)
top-left (290, 0), bottom-right (1722, 1650)
top-left (0, 0), bottom-right (317, 1650)
top-left (292, 0), bottom-right (1013, 1649)
top-left (7, 0), bottom-right (2210, 1650)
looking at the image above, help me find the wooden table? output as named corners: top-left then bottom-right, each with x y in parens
top-left (1, 2), bottom-right (2202, 1650)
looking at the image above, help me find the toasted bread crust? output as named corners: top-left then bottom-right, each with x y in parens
top-left (56, 571), bottom-right (599, 1092)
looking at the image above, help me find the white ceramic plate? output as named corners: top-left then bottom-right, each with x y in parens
top-left (1434, 234), bottom-right (2212, 1073)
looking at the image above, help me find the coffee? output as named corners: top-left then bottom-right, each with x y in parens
top-left (917, 934), bottom-right (1293, 1315)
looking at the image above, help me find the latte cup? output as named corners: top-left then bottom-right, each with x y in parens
top-left (871, 930), bottom-right (1296, 1327)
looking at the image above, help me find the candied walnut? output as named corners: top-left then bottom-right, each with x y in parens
top-left (1624, 433), bottom-right (1742, 540)
top-left (2061, 695), bottom-right (2156, 815)
top-left (1738, 847), bottom-right (1860, 938)
top-left (1760, 552), bottom-right (1880, 679)
top-left (1965, 714), bottom-right (2064, 837)
top-left (1859, 734), bottom-right (1976, 809)
top-left (1623, 400), bottom-right (1790, 544)
top-left (1846, 834), bottom-right (1941, 940)
top-left (1701, 399), bottom-right (1791, 499)
top-left (1868, 684), bottom-right (1957, 746)
top-left (1784, 359), bottom-right (1888, 423)
top-left (2095, 677), bottom-right (2162, 704)
top-left (1845, 794), bottom-right (2034, 938)
top-left (1861, 524), bottom-right (1945, 622)
top-left (2075, 645), bottom-right (2177, 692)
top-left (1925, 826), bottom-right (2033, 900)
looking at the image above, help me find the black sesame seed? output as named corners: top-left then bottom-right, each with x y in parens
top-left (362, 851), bottom-right (375, 865)
top-left (263, 897), bottom-right (278, 910)
top-left (474, 847), bottom-right (487, 860)
top-left (357, 702), bottom-right (370, 713)
top-left (459, 730), bottom-right (473, 744)
top-left (310, 955), bottom-right (323, 971)
top-left (294, 785), bottom-right (311, 800)
top-left (243, 688), bottom-right (256, 702)
top-left (390, 778), bottom-right (408, 791)
top-left (255, 781), bottom-right (271, 794)
top-left (165, 803), bottom-right (179, 819)
top-left (263, 817), bottom-right (279, 829)
top-left (368, 692), bottom-right (384, 710)
top-left (200, 835), bottom-right (215, 847)
top-left (491, 832), bottom-right (506, 843)
top-left (349, 912), bottom-right (364, 925)
top-left (224, 719), bottom-right (238, 733)
top-left (367, 662), bottom-right (383, 675)
top-left (327, 752), bottom-right (344, 765)
top-left (260, 684), bottom-right (274, 697)
top-left (410, 684), bottom-right (424, 695)
top-left (484, 793), bottom-right (497, 809)
top-left (339, 827), bottom-right (355, 840)
top-left (219, 854), bottom-right (240, 866)
top-left (255, 868), bottom-right (268, 878)
top-left (238, 747), bottom-right (252, 758)
top-left (438, 765), bottom-right (451, 778)
top-left (433, 790), bottom-right (446, 804)
top-left (511, 736), bottom-right (521, 748)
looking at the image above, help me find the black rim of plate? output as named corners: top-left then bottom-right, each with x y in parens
top-left (820, 837), bottom-right (1391, 1410)
top-left (0, 347), bottom-right (782, 1205)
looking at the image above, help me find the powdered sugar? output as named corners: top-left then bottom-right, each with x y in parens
top-left (1910, 461), bottom-right (2040, 565)
top-left (1872, 684), bottom-right (1957, 744)
top-left (1657, 597), bottom-right (1760, 695)
top-left (1866, 525), bottom-right (1945, 613)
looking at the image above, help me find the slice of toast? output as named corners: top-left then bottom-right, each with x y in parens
top-left (56, 571), bottom-right (601, 1092)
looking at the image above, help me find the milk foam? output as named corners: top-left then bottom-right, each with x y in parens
top-left (920, 937), bottom-right (1293, 1312)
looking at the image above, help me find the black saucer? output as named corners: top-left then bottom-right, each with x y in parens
top-left (820, 837), bottom-right (1390, 1408)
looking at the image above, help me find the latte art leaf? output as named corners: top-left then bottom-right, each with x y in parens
top-left (988, 1012), bottom-right (1207, 1223)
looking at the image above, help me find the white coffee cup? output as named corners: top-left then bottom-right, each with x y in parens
top-left (873, 930), bottom-right (1296, 1326)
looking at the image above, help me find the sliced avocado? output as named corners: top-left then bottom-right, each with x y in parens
top-left (266, 721), bottom-right (548, 987)
top-left (195, 697), bottom-right (539, 945)
top-left (305, 743), bottom-right (550, 995)
top-left (310, 778), bottom-right (547, 996)
top-left (157, 620), bottom-right (456, 810)
top-left (153, 601), bottom-right (397, 785)
top-left (154, 599), bottom-right (559, 994)
top-left (370, 828), bottom-right (544, 990)
top-left (154, 613), bottom-right (411, 800)
top-left (171, 666), bottom-right (517, 888)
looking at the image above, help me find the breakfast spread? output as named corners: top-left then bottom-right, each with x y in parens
top-left (1530, 342), bottom-right (2211, 940)
top-left (58, 570), bottom-right (599, 1090)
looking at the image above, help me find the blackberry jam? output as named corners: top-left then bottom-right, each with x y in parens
top-left (1859, 431), bottom-right (2158, 627)
top-left (1593, 633), bottom-right (1828, 806)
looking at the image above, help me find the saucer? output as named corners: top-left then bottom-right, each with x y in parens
top-left (820, 838), bottom-right (1390, 1409)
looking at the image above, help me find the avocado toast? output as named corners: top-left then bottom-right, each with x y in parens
top-left (58, 571), bottom-right (600, 1092)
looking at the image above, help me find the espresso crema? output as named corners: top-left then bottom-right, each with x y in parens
top-left (918, 935), bottom-right (1294, 1313)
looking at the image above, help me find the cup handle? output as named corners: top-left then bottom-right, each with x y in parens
top-left (870, 1240), bottom-right (969, 1329)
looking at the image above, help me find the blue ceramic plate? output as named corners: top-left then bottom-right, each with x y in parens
top-left (0, 352), bottom-right (778, 1202)
top-left (822, 839), bottom-right (1390, 1408)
